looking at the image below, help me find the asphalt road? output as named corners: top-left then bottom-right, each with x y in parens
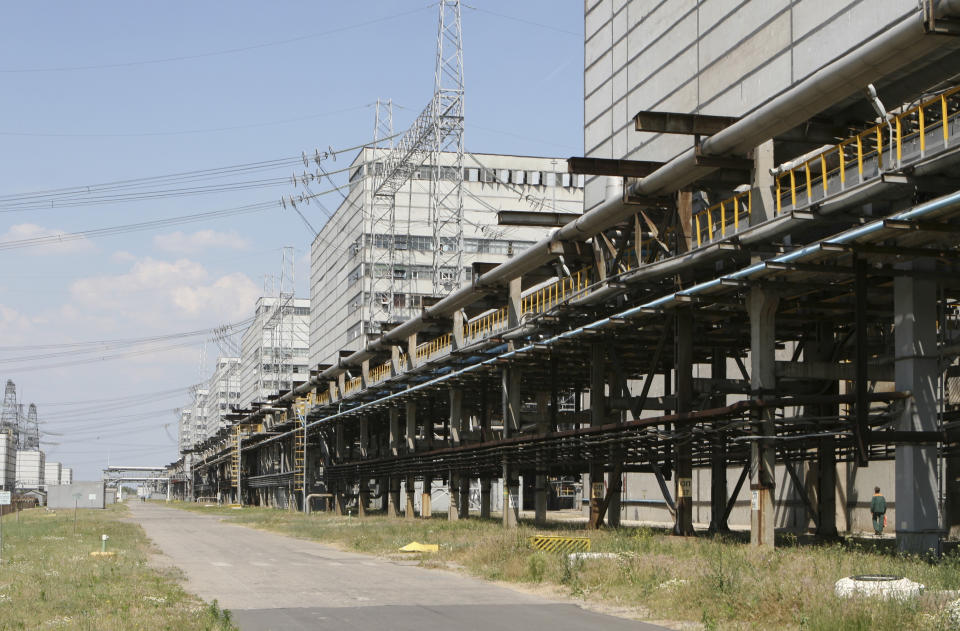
top-left (128, 502), bottom-right (670, 631)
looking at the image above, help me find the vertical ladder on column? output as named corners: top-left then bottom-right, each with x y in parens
top-left (293, 401), bottom-right (307, 495)
top-left (230, 424), bottom-right (242, 494)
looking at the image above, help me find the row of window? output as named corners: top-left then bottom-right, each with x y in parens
top-left (357, 234), bottom-right (535, 256)
top-left (356, 162), bottom-right (586, 189)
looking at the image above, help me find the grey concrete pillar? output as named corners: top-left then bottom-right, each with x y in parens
top-left (421, 477), bottom-right (432, 519)
top-left (388, 476), bottom-right (401, 517)
top-left (588, 343), bottom-right (606, 529)
top-left (480, 477), bottom-right (492, 519)
top-left (808, 322), bottom-right (838, 537)
top-left (405, 476), bottom-right (416, 519)
top-left (459, 476), bottom-right (470, 519)
top-left (405, 401), bottom-right (417, 453)
top-left (748, 288), bottom-right (778, 548)
top-left (359, 416), bottom-right (369, 459)
top-left (751, 140), bottom-right (775, 225)
top-left (358, 480), bottom-right (369, 517)
top-left (708, 349), bottom-right (729, 534)
top-left (389, 407), bottom-right (400, 457)
top-left (894, 272), bottom-right (941, 555)
top-left (535, 391), bottom-right (550, 526)
top-left (674, 308), bottom-right (694, 536)
top-left (503, 464), bottom-right (519, 528)
top-left (448, 473), bottom-right (460, 521)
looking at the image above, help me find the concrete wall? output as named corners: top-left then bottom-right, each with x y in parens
top-left (47, 481), bottom-right (105, 510)
top-left (0, 431), bottom-right (15, 491)
top-left (582, 0), bottom-right (917, 210)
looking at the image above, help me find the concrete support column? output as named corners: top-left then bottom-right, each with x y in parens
top-left (708, 349), bottom-right (729, 534)
top-left (405, 401), bottom-right (417, 454)
top-left (448, 472), bottom-right (460, 521)
top-left (748, 288), bottom-right (778, 548)
top-left (358, 480), bottom-right (369, 517)
top-left (751, 140), bottom-right (775, 225)
top-left (459, 476), bottom-right (470, 519)
top-left (809, 321), bottom-right (838, 538)
top-left (503, 464), bottom-right (519, 528)
top-left (389, 407), bottom-right (400, 457)
top-left (480, 478), bottom-right (492, 519)
top-left (334, 481), bottom-right (346, 516)
top-left (894, 271), bottom-right (941, 555)
top-left (421, 477), bottom-right (432, 519)
top-left (388, 477), bottom-right (401, 517)
top-left (405, 476), bottom-right (416, 519)
top-left (535, 391), bottom-right (550, 526)
top-left (359, 417), bottom-right (369, 459)
top-left (674, 307), bottom-right (694, 536)
top-left (588, 342), bottom-right (606, 529)
top-left (449, 388), bottom-right (464, 446)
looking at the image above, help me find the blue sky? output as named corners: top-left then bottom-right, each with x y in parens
top-left (0, 2), bottom-right (583, 479)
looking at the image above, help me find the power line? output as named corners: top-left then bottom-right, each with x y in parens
top-left (0, 5), bottom-right (435, 73)
top-left (0, 104), bottom-right (374, 138)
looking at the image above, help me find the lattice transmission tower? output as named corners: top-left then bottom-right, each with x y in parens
top-left (363, 0), bottom-right (465, 333)
top-left (429, 0), bottom-right (465, 295)
top-left (21, 403), bottom-right (39, 451)
top-left (0, 380), bottom-right (19, 444)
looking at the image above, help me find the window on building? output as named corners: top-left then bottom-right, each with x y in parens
top-left (465, 167), bottom-right (479, 182)
top-left (512, 170), bottom-right (525, 185)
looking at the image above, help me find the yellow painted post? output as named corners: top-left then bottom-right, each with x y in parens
top-left (695, 214), bottom-right (702, 247)
top-left (876, 126), bottom-right (883, 170)
top-left (707, 209), bottom-right (714, 241)
top-left (789, 169), bottom-right (796, 208)
top-left (720, 202), bottom-right (726, 237)
top-left (856, 135), bottom-right (863, 180)
top-left (919, 105), bottom-right (926, 154)
top-left (838, 144), bottom-right (846, 185)
top-left (896, 116), bottom-right (902, 164)
top-left (943, 95), bottom-right (950, 146)
top-left (820, 154), bottom-right (828, 195)
top-left (804, 162), bottom-right (812, 201)
top-left (775, 177), bottom-right (781, 214)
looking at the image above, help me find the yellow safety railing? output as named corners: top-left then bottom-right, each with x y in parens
top-left (415, 333), bottom-right (451, 364)
top-left (344, 375), bottom-right (363, 395)
top-left (693, 189), bottom-right (752, 248)
top-left (316, 390), bottom-right (330, 406)
top-left (775, 85), bottom-right (960, 214)
top-left (520, 266), bottom-right (595, 318)
top-left (463, 306), bottom-right (508, 341)
top-left (369, 360), bottom-right (391, 384)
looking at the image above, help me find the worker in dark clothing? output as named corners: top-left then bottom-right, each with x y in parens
top-left (870, 486), bottom-right (887, 536)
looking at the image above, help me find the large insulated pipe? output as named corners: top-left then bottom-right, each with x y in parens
top-left (305, 0), bottom-right (960, 386)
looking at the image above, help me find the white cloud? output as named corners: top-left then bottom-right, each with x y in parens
top-left (153, 229), bottom-right (250, 255)
top-left (0, 223), bottom-right (95, 255)
top-left (69, 257), bottom-right (259, 328)
top-left (111, 250), bottom-right (136, 263)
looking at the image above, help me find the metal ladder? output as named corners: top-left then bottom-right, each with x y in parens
top-left (293, 402), bottom-right (307, 494)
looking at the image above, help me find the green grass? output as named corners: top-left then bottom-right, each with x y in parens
top-left (171, 502), bottom-right (960, 630)
top-left (0, 504), bottom-right (235, 631)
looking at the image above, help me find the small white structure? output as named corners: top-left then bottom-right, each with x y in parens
top-left (15, 449), bottom-right (44, 489)
top-left (59, 467), bottom-right (73, 485)
top-left (834, 575), bottom-right (924, 600)
top-left (0, 430), bottom-right (15, 491)
top-left (44, 461), bottom-right (61, 489)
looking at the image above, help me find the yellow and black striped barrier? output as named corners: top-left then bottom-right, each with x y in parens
top-left (529, 535), bottom-right (591, 553)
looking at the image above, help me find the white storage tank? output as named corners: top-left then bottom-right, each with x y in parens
top-left (59, 467), bottom-right (73, 485)
top-left (15, 450), bottom-right (44, 489)
top-left (44, 461), bottom-right (61, 489)
top-left (0, 430), bottom-right (15, 491)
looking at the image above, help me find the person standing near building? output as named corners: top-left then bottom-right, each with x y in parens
top-left (871, 486), bottom-right (887, 536)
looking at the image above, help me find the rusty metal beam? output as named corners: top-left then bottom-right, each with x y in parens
top-left (634, 111), bottom-right (738, 136)
top-left (567, 156), bottom-right (664, 178)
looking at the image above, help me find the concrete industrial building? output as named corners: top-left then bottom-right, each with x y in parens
top-left (0, 429), bottom-right (14, 491)
top-left (202, 357), bottom-right (241, 439)
top-left (59, 467), bottom-right (73, 485)
top-left (44, 461), bottom-right (61, 489)
top-left (238, 297), bottom-right (310, 409)
top-left (309, 149), bottom-right (584, 368)
top-left (15, 449), bottom-right (43, 490)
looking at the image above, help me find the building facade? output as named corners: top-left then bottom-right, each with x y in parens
top-left (309, 149), bottom-right (584, 368)
top-left (201, 357), bottom-right (240, 439)
top-left (238, 297), bottom-right (310, 409)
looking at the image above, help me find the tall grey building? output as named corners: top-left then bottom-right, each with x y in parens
top-left (309, 149), bottom-right (584, 368)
